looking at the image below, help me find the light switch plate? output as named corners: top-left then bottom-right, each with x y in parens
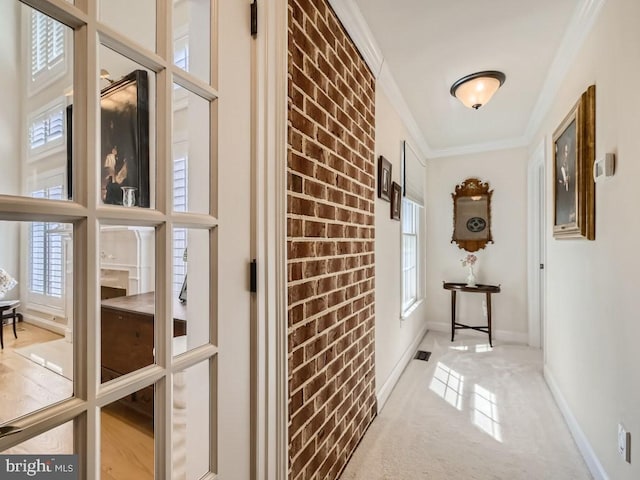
top-left (618, 424), bottom-right (631, 463)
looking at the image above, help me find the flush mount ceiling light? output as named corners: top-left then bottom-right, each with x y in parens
top-left (450, 71), bottom-right (506, 110)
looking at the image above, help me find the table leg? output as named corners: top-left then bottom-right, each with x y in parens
top-left (451, 290), bottom-right (457, 342)
top-left (486, 292), bottom-right (493, 347)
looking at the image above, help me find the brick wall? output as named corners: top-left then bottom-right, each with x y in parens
top-left (287, 0), bottom-right (377, 478)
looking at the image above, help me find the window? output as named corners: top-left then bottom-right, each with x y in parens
top-left (402, 198), bottom-right (420, 314)
top-left (30, 185), bottom-right (65, 301)
top-left (173, 155), bottom-right (188, 294)
top-left (28, 101), bottom-right (65, 154)
top-left (29, 10), bottom-right (67, 92)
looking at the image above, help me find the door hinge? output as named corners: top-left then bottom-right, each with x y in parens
top-left (251, 0), bottom-right (258, 37)
top-left (540, 263), bottom-right (545, 270)
top-left (250, 259), bottom-right (257, 293)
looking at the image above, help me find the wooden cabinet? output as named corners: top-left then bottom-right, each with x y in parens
top-left (101, 292), bottom-right (186, 417)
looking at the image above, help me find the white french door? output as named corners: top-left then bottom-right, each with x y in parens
top-left (0, 0), bottom-right (255, 478)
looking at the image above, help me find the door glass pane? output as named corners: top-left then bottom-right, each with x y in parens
top-left (99, 0), bottom-right (156, 52)
top-left (0, 220), bottom-right (73, 425)
top-left (99, 45), bottom-right (156, 209)
top-left (172, 85), bottom-right (210, 214)
top-left (172, 228), bottom-right (210, 355)
top-left (100, 225), bottom-right (155, 383)
top-left (173, 0), bottom-right (211, 83)
top-left (0, 3), bottom-right (74, 201)
top-left (1, 420), bottom-right (74, 454)
top-left (101, 387), bottom-right (154, 479)
top-left (173, 360), bottom-right (211, 478)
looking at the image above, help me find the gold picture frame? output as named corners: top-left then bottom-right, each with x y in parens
top-left (553, 85), bottom-right (595, 239)
top-left (451, 178), bottom-right (493, 252)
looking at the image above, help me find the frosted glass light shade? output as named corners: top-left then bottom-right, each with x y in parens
top-left (450, 71), bottom-right (506, 110)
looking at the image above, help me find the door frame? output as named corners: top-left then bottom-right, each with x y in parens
top-left (527, 138), bottom-right (546, 349)
top-left (252, 0), bottom-right (289, 478)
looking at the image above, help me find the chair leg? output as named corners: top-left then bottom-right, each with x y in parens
top-left (13, 310), bottom-right (20, 339)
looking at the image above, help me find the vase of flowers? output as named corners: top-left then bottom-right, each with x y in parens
top-left (461, 253), bottom-right (477, 287)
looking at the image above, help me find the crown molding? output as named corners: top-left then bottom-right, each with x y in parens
top-left (377, 62), bottom-right (433, 159)
top-left (524, 0), bottom-right (607, 142)
top-left (428, 135), bottom-right (528, 159)
top-left (327, 0), bottom-right (384, 76)
top-left (327, 0), bottom-right (432, 161)
top-left (329, 0), bottom-right (607, 161)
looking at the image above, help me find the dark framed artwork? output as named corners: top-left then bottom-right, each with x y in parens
top-left (100, 70), bottom-right (150, 207)
top-left (390, 181), bottom-right (401, 220)
top-left (377, 155), bottom-right (392, 201)
top-left (553, 85), bottom-right (595, 239)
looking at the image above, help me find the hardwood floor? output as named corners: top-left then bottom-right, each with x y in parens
top-left (0, 322), bottom-right (154, 479)
top-left (0, 322), bottom-right (72, 424)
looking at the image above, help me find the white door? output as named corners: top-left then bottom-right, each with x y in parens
top-left (528, 140), bottom-right (546, 350)
top-left (0, 0), bottom-right (255, 478)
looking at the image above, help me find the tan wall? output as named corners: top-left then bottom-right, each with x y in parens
top-left (287, 0), bottom-right (377, 478)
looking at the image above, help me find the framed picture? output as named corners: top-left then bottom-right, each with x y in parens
top-left (390, 181), bottom-right (401, 220)
top-left (451, 178), bottom-right (493, 252)
top-left (100, 70), bottom-right (150, 207)
top-left (553, 85), bottom-right (595, 239)
top-left (377, 155), bottom-right (392, 201)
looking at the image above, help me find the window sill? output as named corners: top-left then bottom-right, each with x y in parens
top-left (401, 298), bottom-right (424, 320)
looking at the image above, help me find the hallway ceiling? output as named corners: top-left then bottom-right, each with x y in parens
top-left (351, 0), bottom-right (582, 157)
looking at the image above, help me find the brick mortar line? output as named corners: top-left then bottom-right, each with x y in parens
top-left (287, 284), bottom-right (373, 307)
top-left (286, 157), bottom-right (376, 198)
top-left (289, 370), bottom-right (376, 475)
top-left (287, 271), bottom-right (373, 288)
top-left (286, 298), bottom-right (374, 340)
top-left (288, 318), bottom-right (375, 394)
top-left (288, 354), bottom-right (375, 453)
top-left (289, 114), bottom-right (375, 166)
top-left (286, 181), bottom-right (375, 208)
top-left (289, 82), bottom-right (376, 145)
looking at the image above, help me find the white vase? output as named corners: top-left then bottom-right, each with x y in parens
top-left (466, 266), bottom-right (476, 287)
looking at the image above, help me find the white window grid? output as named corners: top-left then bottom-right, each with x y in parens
top-left (28, 9), bottom-right (67, 95)
top-left (30, 185), bottom-right (65, 299)
top-left (173, 155), bottom-right (188, 295)
top-left (28, 100), bottom-right (65, 156)
top-left (402, 198), bottom-right (419, 313)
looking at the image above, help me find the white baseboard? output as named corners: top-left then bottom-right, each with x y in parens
top-left (425, 321), bottom-right (529, 344)
top-left (23, 314), bottom-right (66, 336)
top-left (544, 366), bottom-right (609, 480)
top-left (376, 322), bottom-right (428, 412)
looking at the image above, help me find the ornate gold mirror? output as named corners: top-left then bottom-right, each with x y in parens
top-left (451, 178), bottom-right (493, 252)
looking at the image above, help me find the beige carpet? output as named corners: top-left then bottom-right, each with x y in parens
top-left (339, 331), bottom-right (592, 480)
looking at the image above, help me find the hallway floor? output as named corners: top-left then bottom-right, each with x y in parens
top-left (339, 331), bottom-right (592, 479)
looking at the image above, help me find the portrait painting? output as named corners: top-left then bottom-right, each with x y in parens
top-left (390, 181), bottom-right (401, 220)
top-left (552, 85), bottom-right (595, 239)
top-left (554, 118), bottom-right (577, 227)
top-left (100, 70), bottom-right (150, 208)
top-left (377, 155), bottom-right (392, 202)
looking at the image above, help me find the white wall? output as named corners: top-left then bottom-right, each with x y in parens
top-left (531, 0), bottom-right (639, 477)
top-left (374, 87), bottom-right (428, 409)
top-left (425, 148), bottom-right (529, 343)
top-left (0, 2), bottom-right (21, 291)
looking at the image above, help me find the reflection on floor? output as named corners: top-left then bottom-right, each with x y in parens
top-left (340, 331), bottom-right (592, 479)
top-left (0, 322), bottom-right (154, 479)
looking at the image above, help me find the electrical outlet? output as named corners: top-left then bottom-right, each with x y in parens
top-left (618, 424), bottom-right (631, 463)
